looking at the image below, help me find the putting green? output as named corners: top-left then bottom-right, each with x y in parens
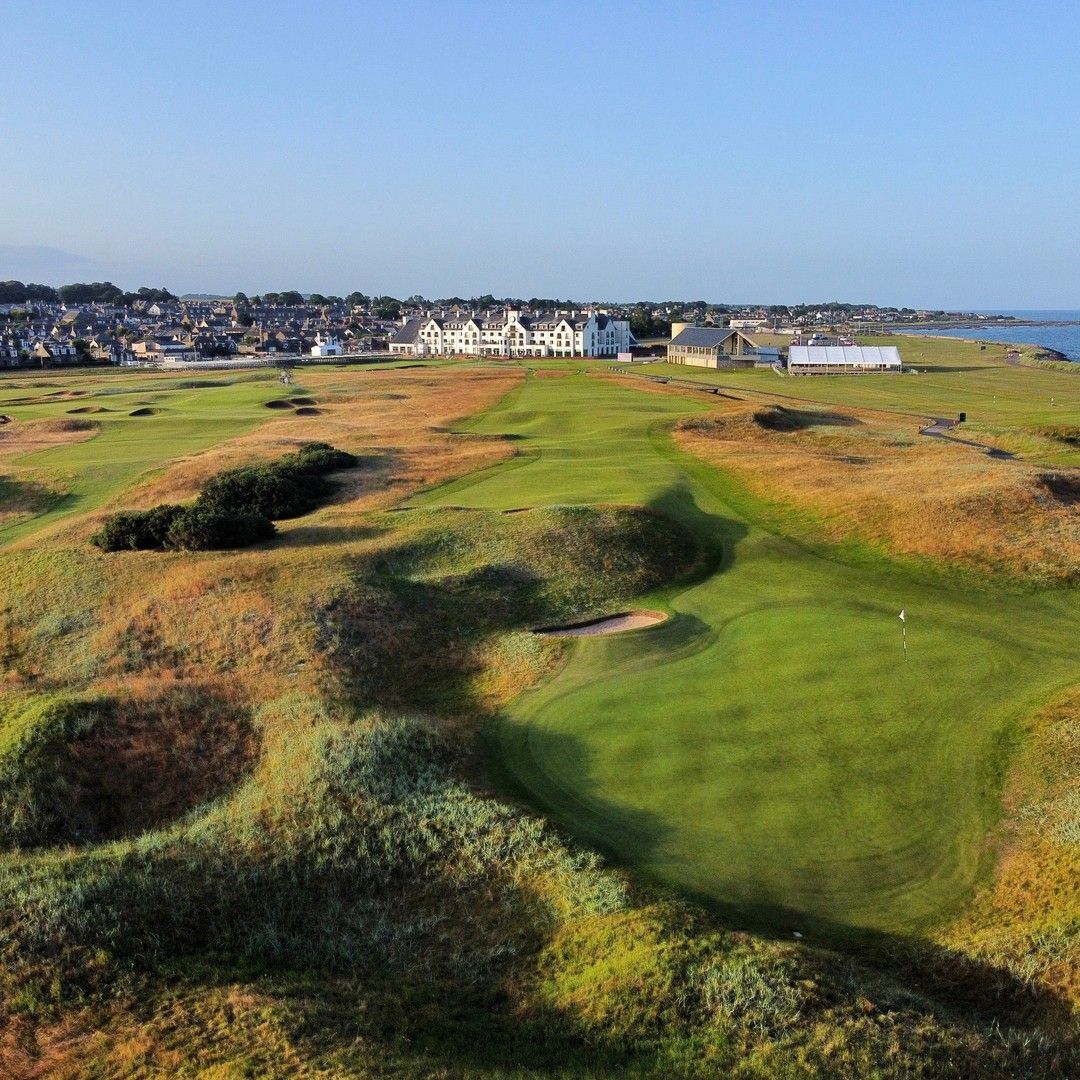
top-left (417, 373), bottom-right (1080, 934)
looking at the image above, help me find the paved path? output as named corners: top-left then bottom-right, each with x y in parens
top-left (918, 417), bottom-right (1014, 458)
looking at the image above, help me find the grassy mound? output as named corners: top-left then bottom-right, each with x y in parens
top-left (0, 686), bottom-right (254, 849)
top-left (318, 505), bottom-right (700, 711)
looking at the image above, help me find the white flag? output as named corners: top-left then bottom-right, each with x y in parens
top-left (899, 609), bottom-right (906, 622)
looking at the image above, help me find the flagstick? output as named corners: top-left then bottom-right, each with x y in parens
top-left (903, 622), bottom-right (907, 660)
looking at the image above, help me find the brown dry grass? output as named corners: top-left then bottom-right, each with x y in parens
top-left (56, 677), bottom-right (258, 840)
top-left (101, 367), bottom-right (519, 514)
top-left (938, 688), bottom-right (1080, 1011)
top-left (10, 367), bottom-right (521, 706)
top-left (0, 417), bottom-right (99, 458)
top-left (673, 398), bottom-right (1080, 582)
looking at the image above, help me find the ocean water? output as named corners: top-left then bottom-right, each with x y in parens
top-left (906, 310), bottom-right (1080, 360)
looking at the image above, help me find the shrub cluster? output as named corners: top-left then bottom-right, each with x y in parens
top-left (92, 442), bottom-right (357, 552)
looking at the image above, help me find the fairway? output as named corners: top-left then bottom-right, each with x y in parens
top-left (0, 373), bottom-right (290, 545)
top-left (416, 373), bottom-right (1080, 934)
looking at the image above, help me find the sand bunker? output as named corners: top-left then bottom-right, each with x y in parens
top-left (536, 611), bottom-right (668, 638)
top-left (289, 396), bottom-right (317, 406)
top-left (67, 405), bottom-right (111, 414)
top-left (294, 406), bottom-right (322, 416)
top-left (265, 399), bottom-right (295, 410)
top-left (129, 407), bottom-right (162, 417)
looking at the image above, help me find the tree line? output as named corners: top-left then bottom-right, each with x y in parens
top-left (0, 281), bottom-right (177, 306)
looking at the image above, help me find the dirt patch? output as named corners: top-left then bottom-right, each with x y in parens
top-left (293, 406), bottom-right (322, 416)
top-left (265, 399), bottom-right (296, 410)
top-left (535, 611), bottom-right (668, 637)
top-left (129, 407), bottom-right (162, 417)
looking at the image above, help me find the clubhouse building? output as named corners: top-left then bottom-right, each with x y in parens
top-left (388, 309), bottom-right (633, 358)
top-left (666, 325), bottom-right (760, 368)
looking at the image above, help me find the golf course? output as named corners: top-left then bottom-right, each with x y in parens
top-left (0, 351), bottom-right (1077, 1076)
top-left (417, 371), bottom-right (1080, 934)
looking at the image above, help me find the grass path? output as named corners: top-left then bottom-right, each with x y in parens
top-left (415, 373), bottom-right (1080, 936)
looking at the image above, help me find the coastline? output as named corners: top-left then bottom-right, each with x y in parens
top-left (892, 328), bottom-right (1077, 365)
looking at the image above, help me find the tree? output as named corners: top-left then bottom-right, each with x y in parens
top-left (345, 292), bottom-right (368, 307)
top-left (279, 290), bottom-right (304, 306)
top-left (373, 296), bottom-right (401, 320)
top-left (233, 292), bottom-right (250, 306)
top-left (58, 282), bottom-right (125, 305)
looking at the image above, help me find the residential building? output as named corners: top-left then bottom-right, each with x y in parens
top-left (310, 333), bottom-right (343, 357)
top-left (131, 337), bottom-right (197, 362)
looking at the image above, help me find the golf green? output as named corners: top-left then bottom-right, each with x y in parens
top-left (417, 372), bottom-right (1080, 934)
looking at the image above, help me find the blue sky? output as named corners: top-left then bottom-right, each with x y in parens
top-left (2, 1), bottom-right (1079, 307)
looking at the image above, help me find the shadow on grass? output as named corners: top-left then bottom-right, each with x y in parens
top-left (277, 523), bottom-right (387, 548)
top-left (0, 475), bottom-right (75, 532)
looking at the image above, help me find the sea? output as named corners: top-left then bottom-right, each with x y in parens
top-left (906, 310), bottom-right (1080, 360)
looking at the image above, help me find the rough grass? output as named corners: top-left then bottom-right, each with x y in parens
top-left (939, 687), bottom-right (1080, 1008)
top-left (0, 683), bottom-right (255, 849)
top-left (675, 398), bottom-right (1080, 583)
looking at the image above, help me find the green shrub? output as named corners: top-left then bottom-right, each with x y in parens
top-left (91, 445), bottom-right (356, 553)
top-left (164, 505), bottom-right (276, 551)
top-left (198, 464), bottom-right (328, 520)
top-left (291, 441), bottom-right (358, 472)
top-left (90, 505), bottom-right (183, 551)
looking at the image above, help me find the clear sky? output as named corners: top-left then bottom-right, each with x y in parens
top-left (2, 0), bottom-right (1079, 308)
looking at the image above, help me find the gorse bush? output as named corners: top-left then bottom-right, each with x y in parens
top-left (91, 442), bottom-right (358, 552)
top-left (90, 504), bottom-right (183, 551)
top-left (290, 441), bottom-right (358, 472)
top-left (163, 505), bottom-right (277, 551)
top-left (198, 464), bottom-right (331, 520)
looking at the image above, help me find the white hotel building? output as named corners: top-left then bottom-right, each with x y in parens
top-left (388, 309), bottom-right (633, 358)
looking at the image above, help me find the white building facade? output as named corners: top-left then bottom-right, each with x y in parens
top-left (389, 309), bottom-right (632, 358)
top-left (310, 333), bottom-right (343, 357)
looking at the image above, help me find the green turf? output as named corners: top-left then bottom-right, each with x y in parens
top-left (0, 374), bottom-right (295, 545)
top-left (414, 372), bottom-right (1080, 936)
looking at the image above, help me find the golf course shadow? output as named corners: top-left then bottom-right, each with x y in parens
top-left (493, 717), bottom-right (1074, 1034)
top-left (278, 523), bottom-right (387, 548)
top-left (707, 895), bottom-right (1076, 1031)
